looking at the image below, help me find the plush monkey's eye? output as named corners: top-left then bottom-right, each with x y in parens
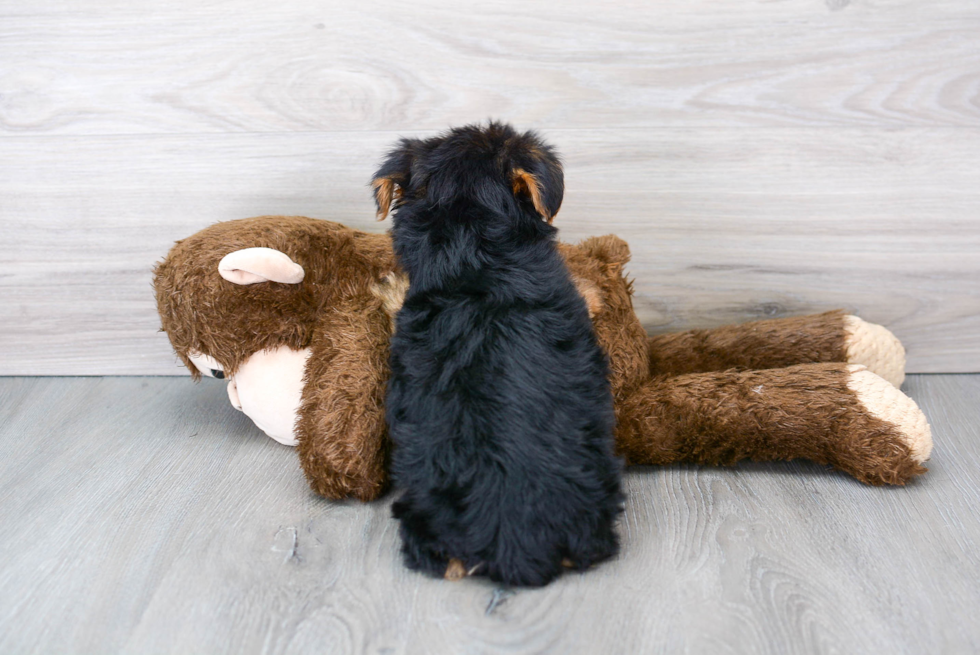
top-left (188, 351), bottom-right (225, 378)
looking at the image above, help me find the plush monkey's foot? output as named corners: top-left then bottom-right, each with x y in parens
top-left (837, 365), bottom-right (932, 485)
top-left (843, 316), bottom-right (906, 388)
top-left (847, 365), bottom-right (932, 464)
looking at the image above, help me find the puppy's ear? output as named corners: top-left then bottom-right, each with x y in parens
top-left (371, 178), bottom-right (396, 221)
top-left (510, 136), bottom-right (564, 223)
top-left (371, 140), bottom-right (416, 221)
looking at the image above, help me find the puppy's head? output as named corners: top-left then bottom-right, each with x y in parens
top-left (371, 121), bottom-right (564, 225)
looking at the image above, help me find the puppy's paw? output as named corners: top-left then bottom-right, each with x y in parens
top-left (444, 558), bottom-right (467, 581)
top-left (843, 315), bottom-right (906, 388)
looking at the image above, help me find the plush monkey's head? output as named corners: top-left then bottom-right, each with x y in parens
top-left (153, 216), bottom-right (394, 379)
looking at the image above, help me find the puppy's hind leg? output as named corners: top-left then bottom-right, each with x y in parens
top-left (398, 530), bottom-right (450, 578)
top-left (393, 501), bottom-right (451, 578)
top-left (564, 520), bottom-right (620, 572)
top-left (483, 531), bottom-right (565, 587)
top-left (444, 558), bottom-right (467, 581)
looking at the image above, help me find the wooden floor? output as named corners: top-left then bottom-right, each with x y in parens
top-left (1, 375), bottom-right (977, 654)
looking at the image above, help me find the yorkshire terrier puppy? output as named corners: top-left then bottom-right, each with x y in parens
top-left (374, 122), bottom-right (623, 587)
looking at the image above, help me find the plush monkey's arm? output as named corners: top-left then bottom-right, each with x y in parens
top-left (613, 362), bottom-right (931, 486)
top-left (647, 311), bottom-right (906, 387)
top-left (295, 295), bottom-right (393, 501)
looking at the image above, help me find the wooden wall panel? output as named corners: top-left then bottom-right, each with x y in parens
top-left (1, 1), bottom-right (978, 374)
top-left (3, 0), bottom-right (978, 133)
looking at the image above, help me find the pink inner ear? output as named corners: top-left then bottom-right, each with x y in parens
top-left (218, 248), bottom-right (305, 285)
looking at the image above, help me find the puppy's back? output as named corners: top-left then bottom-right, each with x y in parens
top-left (389, 265), bottom-right (622, 586)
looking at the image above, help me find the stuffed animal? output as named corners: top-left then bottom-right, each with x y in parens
top-left (153, 215), bottom-right (932, 501)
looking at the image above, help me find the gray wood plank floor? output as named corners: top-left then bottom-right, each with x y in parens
top-left (0, 375), bottom-right (977, 654)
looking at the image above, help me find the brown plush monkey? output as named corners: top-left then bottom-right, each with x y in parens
top-left (154, 215), bottom-right (931, 501)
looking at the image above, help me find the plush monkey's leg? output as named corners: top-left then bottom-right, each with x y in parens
top-left (614, 363), bottom-right (931, 485)
top-left (296, 296), bottom-right (392, 501)
top-left (647, 311), bottom-right (906, 387)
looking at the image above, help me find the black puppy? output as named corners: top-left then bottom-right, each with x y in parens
top-left (374, 122), bottom-right (623, 587)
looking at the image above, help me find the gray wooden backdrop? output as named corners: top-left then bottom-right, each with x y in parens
top-left (1, 0), bottom-right (978, 375)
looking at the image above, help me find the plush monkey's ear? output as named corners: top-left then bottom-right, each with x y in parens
top-left (371, 140), bottom-right (416, 221)
top-left (510, 136), bottom-right (564, 223)
top-left (218, 248), bottom-right (305, 285)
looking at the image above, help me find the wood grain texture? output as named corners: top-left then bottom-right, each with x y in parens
top-left (0, 375), bottom-right (977, 653)
top-left (1, 0), bottom-right (978, 134)
top-left (1, 0), bottom-right (978, 374)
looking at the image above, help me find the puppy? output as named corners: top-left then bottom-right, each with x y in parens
top-left (374, 122), bottom-right (623, 587)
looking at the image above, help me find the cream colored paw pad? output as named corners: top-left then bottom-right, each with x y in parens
top-left (846, 365), bottom-right (932, 462)
top-left (843, 315), bottom-right (906, 388)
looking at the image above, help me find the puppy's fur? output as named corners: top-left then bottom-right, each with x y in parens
top-left (375, 122), bottom-right (624, 587)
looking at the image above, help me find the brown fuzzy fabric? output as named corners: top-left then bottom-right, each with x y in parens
top-left (647, 310), bottom-right (848, 376)
top-left (153, 216), bottom-right (394, 378)
top-left (296, 292), bottom-right (393, 500)
top-left (615, 363), bottom-right (925, 485)
top-left (558, 237), bottom-right (651, 401)
top-left (154, 216), bottom-right (927, 498)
